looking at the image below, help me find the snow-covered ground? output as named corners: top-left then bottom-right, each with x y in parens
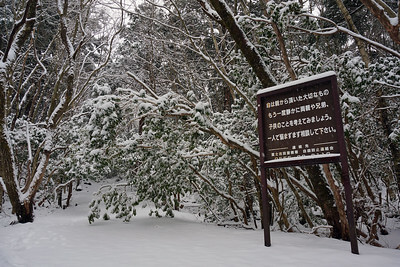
top-left (0, 183), bottom-right (399, 267)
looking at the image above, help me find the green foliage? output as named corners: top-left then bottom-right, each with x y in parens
top-left (81, 0), bottom-right (399, 244)
top-left (54, 84), bottom-right (127, 184)
top-left (265, 0), bottom-right (302, 29)
top-left (88, 184), bottom-right (137, 223)
top-left (103, 213), bottom-right (110, 220)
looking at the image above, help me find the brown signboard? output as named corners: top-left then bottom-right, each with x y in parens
top-left (256, 71), bottom-right (359, 254)
top-left (257, 71), bottom-right (343, 168)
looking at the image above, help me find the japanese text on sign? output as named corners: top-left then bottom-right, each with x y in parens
top-left (262, 81), bottom-right (340, 162)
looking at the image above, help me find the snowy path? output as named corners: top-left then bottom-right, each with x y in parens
top-left (1, 183), bottom-right (399, 267)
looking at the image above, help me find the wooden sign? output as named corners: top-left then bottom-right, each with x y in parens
top-left (257, 71), bottom-right (359, 254)
top-left (258, 71), bottom-right (343, 168)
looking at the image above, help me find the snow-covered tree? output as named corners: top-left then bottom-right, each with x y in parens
top-left (2, 0), bottom-right (398, 249)
top-left (86, 0), bottom-right (399, 248)
top-left (0, 0), bottom-right (122, 222)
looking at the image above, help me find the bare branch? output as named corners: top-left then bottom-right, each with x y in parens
top-left (292, 13), bottom-right (400, 58)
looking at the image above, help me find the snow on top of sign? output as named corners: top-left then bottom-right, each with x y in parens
top-left (264, 153), bottom-right (340, 164)
top-left (257, 71), bottom-right (336, 95)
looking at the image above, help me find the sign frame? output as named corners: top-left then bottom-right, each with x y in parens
top-left (257, 72), bottom-right (359, 254)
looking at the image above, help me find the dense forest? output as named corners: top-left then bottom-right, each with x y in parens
top-left (0, 0), bottom-right (399, 248)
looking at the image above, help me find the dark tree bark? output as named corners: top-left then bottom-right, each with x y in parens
top-left (323, 164), bottom-right (349, 238)
top-left (0, 0), bottom-right (38, 223)
top-left (377, 88), bottom-right (400, 197)
top-left (205, 0), bottom-right (276, 88)
top-left (360, 0), bottom-right (400, 45)
top-left (335, 0), bottom-right (370, 66)
top-left (0, 0), bottom-right (56, 223)
top-left (0, 184), bottom-right (3, 213)
top-left (306, 165), bottom-right (347, 239)
top-left (2, 0), bottom-right (38, 63)
top-left (259, 0), bottom-right (297, 80)
top-left (0, 85), bottom-right (35, 223)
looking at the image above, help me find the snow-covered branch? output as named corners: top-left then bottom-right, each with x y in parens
top-left (188, 163), bottom-right (249, 226)
top-left (0, 177), bottom-right (7, 194)
top-left (359, 0), bottom-right (400, 44)
top-left (1, 0), bottom-right (38, 66)
top-left (127, 72), bottom-right (159, 99)
top-left (207, 0), bottom-right (276, 88)
top-left (199, 118), bottom-right (259, 159)
top-left (70, 8), bottom-right (124, 106)
top-left (57, 0), bottom-right (75, 59)
top-left (374, 80), bottom-right (400, 91)
top-left (293, 13), bottom-right (400, 58)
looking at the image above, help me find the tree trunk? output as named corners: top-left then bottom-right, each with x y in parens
top-left (359, 0), bottom-right (400, 45)
top-left (306, 165), bottom-right (344, 239)
top-left (282, 169), bottom-right (314, 228)
top-left (377, 88), bottom-right (400, 197)
top-left (334, 0), bottom-right (370, 66)
top-left (260, 0), bottom-right (297, 80)
top-left (0, 183), bottom-right (3, 212)
top-left (206, 0), bottom-right (276, 88)
top-left (65, 181), bottom-right (73, 209)
top-left (226, 169), bottom-right (239, 222)
top-left (57, 189), bottom-right (63, 208)
top-left (0, 0), bottom-right (38, 224)
top-left (1, 84), bottom-right (33, 223)
top-left (269, 184), bottom-right (291, 231)
top-left (323, 164), bottom-right (349, 239)
top-left (271, 21), bottom-right (297, 80)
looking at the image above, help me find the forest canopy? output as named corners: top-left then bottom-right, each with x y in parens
top-left (0, 0), bottom-right (399, 248)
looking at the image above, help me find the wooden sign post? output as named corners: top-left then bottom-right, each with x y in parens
top-left (257, 71), bottom-right (359, 254)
